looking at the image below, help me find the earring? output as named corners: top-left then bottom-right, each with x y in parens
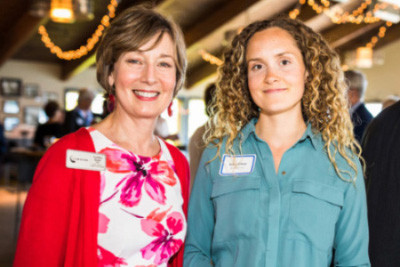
top-left (168, 102), bottom-right (173, 117)
top-left (107, 89), bottom-right (115, 112)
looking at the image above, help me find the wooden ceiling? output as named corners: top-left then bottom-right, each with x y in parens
top-left (0, 0), bottom-right (399, 89)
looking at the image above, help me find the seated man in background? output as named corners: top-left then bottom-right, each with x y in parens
top-left (62, 88), bottom-right (95, 135)
top-left (33, 100), bottom-right (64, 148)
top-left (345, 70), bottom-right (373, 143)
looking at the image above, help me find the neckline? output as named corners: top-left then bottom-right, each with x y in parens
top-left (88, 127), bottom-right (163, 160)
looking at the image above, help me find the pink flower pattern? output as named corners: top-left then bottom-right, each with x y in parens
top-left (99, 147), bottom-right (176, 207)
top-left (140, 212), bottom-right (184, 265)
top-left (98, 245), bottom-right (127, 267)
top-left (90, 129), bottom-right (185, 266)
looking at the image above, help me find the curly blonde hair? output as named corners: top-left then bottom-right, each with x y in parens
top-left (206, 18), bottom-right (361, 182)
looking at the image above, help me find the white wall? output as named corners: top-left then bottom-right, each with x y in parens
top-left (0, 60), bottom-right (101, 138)
top-left (357, 38), bottom-right (400, 102)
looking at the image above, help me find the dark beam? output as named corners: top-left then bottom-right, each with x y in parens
top-left (337, 21), bottom-right (399, 54)
top-left (295, 3), bottom-right (319, 22)
top-left (373, 22), bottom-right (400, 50)
top-left (322, 23), bottom-right (368, 43)
top-left (62, 53), bottom-right (96, 80)
top-left (184, 0), bottom-right (259, 47)
top-left (186, 59), bottom-right (219, 89)
top-left (326, 22), bottom-right (383, 49)
top-left (0, 12), bottom-right (45, 67)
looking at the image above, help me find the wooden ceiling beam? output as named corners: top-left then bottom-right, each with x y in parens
top-left (184, 0), bottom-right (258, 47)
top-left (0, 12), bottom-right (45, 67)
top-left (337, 21), bottom-right (400, 54)
top-left (185, 47), bottom-right (223, 88)
top-left (327, 22), bottom-right (383, 49)
top-left (61, 53), bottom-right (96, 80)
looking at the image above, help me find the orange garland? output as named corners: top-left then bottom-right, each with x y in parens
top-left (38, 0), bottom-right (118, 60)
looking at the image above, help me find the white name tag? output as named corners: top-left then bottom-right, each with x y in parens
top-left (66, 149), bottom-right (106, 171)
top-left (219, 154), bottom-right (256, 176)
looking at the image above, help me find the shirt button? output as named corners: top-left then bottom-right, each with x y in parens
top-left (282, 171), bottom-right (286, 175)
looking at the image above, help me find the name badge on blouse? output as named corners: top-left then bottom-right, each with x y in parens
top-left (219, 154), bottom-right (256, 176)
top-left (66, 149), bottom-right (106, 171)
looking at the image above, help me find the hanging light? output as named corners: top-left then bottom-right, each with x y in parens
top-left (50, 0), bottom-right (94, 23)
top-left (356, 47), bottom-right (373, 68)
top-left (50, 0), bottom-right (74, 23)
top-left (38, 0), bottom-right (118, 60)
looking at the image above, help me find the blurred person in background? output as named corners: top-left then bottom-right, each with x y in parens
top-left (14, 6), bottom-right (189, 267)
top-left (187, 83), bottom-right (216, 190)
top-left (33, 100), bottom-right (64, 148)
top-left (381, 94), bottom-right (400, 110)
top-left (345, 70), bottom-right (373, 143)
top-left (62, 87), bottom-right (95, 135)
top-left (0, 123), bottom-right (6, 157)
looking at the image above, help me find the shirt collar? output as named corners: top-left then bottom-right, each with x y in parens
top-left (298, 123), bottom-right (318, 150)
top-left (240, 118), bottom-right (319, 150)
top-left (350, 101), bottom-right (361, 115)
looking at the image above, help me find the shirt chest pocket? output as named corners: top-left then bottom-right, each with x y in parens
top-left (289, 180), bottom-right (344, 252)
top-left (211, 176), bottom-right (261, 244)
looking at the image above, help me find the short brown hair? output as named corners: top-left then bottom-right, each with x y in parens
top-left (96, 6), bottom-right (187, 97)
top-left (43, 100), bottom-right (60, 118)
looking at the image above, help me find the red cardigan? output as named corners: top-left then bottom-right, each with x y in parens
top-left (14, 128), bottom-right (190, 267)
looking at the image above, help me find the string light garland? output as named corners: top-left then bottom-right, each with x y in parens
top-left (290, 0), bottom-right (399, 24)
top-left (366, 21), bottom-right (393, 48)
top-left (202, 1), bottom-right (397, 67)
top-left (199, 49), bottom-right (223, 66)
top-left (38, 0), bottom-right (118, 60)
top-left (289, 0), bottom-right (398, 68)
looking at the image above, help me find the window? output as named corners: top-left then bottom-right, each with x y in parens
top-left (64, 88), bottom-right (105, 115)
top-left (188, 98), bottom-right (208, 138)
top-left (365, 102), bottom-right (382, 117)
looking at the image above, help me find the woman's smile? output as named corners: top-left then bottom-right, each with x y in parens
top-left (132, 90), bottom-right (160, 100)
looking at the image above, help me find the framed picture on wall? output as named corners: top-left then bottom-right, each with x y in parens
top-left (23, 83), bottom-right (40, 98)
top-left (2, 99), bottom-right (20, 114)
top-left (24, 106), bottom-right (46, 125)
top-left (0, 77), bottom-right (22, 96)
top-left (42, 91), bottom-right (59, 103)
top-left (3, 117), bottom-right (20, 131)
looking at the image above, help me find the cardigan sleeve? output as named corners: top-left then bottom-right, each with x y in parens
top-left (14, 135), bottom-right (77, 266)
top-left (14, 129), bottom-right (100, 267)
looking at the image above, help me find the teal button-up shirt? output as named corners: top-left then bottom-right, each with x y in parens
top-left (184, 119), bottom-right (370, 267)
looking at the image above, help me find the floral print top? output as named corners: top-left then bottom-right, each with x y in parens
top-left (88, 128), bottom-right (186, 267)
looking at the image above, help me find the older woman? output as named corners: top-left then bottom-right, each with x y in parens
top-left (184, 18), bottom-right (369, 266)
top-left (14, 6), bottom-right (189, 267)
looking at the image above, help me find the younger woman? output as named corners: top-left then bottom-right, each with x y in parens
top-left (184, 18), bottom-right (369, 267)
